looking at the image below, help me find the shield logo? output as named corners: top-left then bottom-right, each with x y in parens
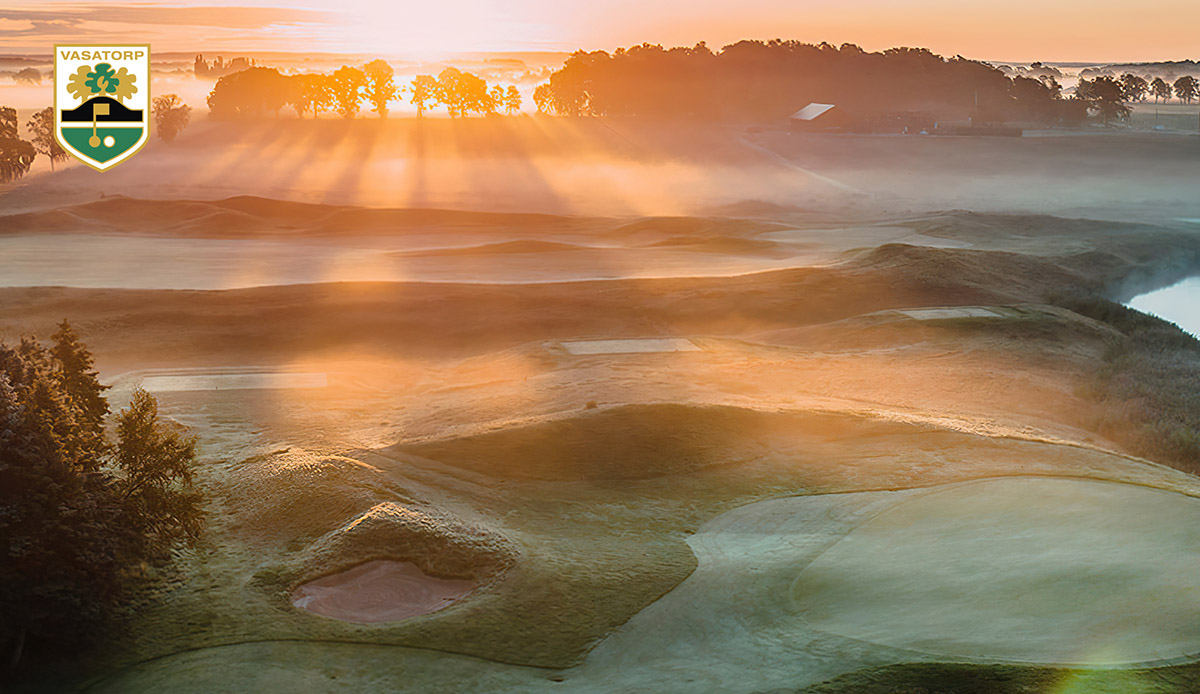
top-left (54, 45), bottom-right (150, 171)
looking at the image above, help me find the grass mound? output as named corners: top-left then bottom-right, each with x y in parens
top-left (296, 502), bottom-right (515, 585)
top-left (392, 403), bottom-right (858, 482)
top-left (221, 449), bottom-right (413, 544)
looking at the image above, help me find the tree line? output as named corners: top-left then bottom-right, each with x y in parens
top-left (0, 96), bottom-right (191, 183)
top-left (207, 61), bottom-right (522, 120)
top-left (1116, 73), bottom-right (1199, 104)
top-left (1, 323), bottom-right (204, 676)
top-left (525, 41), bottom-right (1173, 125)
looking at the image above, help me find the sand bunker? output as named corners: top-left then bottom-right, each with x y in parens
top-left (141, 372), bottom-right (327, 392)
top-left (793, 477), bottom-right (1200, 664)
top-left (560, 338), bottom-right (700, 355)
top-left (292, 560), bottom-right (474, 623)
top-left (898, 307), bottom-right (1003, 320)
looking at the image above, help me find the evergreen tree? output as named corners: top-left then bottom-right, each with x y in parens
top-left (50, 320), bottom-right (109, 462)
top-left (0, 329), bottom-right (203, 674)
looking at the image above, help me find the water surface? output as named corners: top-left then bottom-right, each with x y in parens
top-left (1127, 277), bottom-right (1200, 337)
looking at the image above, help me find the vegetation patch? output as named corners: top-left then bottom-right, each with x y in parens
top-left (800, 662), bottom-right (1200, 694)
top-left (1052, 294), bottom-right (1200, 474)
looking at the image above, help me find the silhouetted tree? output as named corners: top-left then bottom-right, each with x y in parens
top-left (504, 85), bottom-right (522, 114)
top-left (206, 67), bottom-right (295, 119)
top-left (25, 108), bottom-right (68, 171)
top-left (436, 67), bottom-right (492, 117)
top-left (0, 106), bottom-right (35, 183)
top-left (1173, 75), bottom-right (1198, 104)
top-left (1151, 77), bottom-right (1173, 103)
top-left (1076, 76), bottom-right (1130, 124)
top-left (330, 65), bottom-right (366, 119)
top-left (290, 73), bottom-right (333, 118)
top-left (533, 83), bottom-right (556, 114)
top-left (13, 68), bottom-right (41, 85)
top-left (534, 42), bottom-right (1073, 124)
top-left (409, 75), bottom-right (438, 117)
top-left (362, 59), bottom-right (396, 118)
top-left (488, 85), bottom-right (505, 115)
top-left (151, 94), bottom-right (191, 143)
top-left (1119, 73), bottom-right (1149, 102)
top-left (1038, 75), bottom-right (1063, 99)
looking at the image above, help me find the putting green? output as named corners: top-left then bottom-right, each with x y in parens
top-left (793, 477), bottom-right (1200, 665)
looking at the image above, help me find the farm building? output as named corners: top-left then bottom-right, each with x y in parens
top-left (788, 103), bottom-right (850, 132)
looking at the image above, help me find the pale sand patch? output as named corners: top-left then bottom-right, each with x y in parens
top-left (894, 233), bottom-right (974, 249)
top-left (898, 307), bottom-right (1003, 320)
top-left (793, 477), bottom-right (1200, 664)
top-left (141, 372), bottom-right (328, 392)
top-left (560, 338), bottom-right (701, 355)
top-left (292, 560), bottom-right (475, 624)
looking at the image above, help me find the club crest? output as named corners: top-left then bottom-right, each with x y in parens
top-left (54, 45), bottom-right (150, 171)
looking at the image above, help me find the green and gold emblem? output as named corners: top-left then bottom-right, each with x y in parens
top-left (55, 45), bottom-right (150, 171)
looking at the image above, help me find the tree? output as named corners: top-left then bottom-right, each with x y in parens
top-left (533, 83), bottom-right (556, 114)
top-left (1119, 73), bottom-right (1148, 102)
top-left (1076, 76), bottom-right (1130, 124)
top-left (362, 59), bottom-right (396, 118)
top-left (409, 75), bottom-right (439, 117)
top-left (151, 94), bottom-right (191, 143)
top-left (1173, 75), bottom-right (1198, 105)
top-left (0, 330), bottom-right (203, 672)
top-left (504, 85), bottom-right (522, 114)
top-left (290, 73), bottom-right (333, 118)
top-left (206, 67), bottom-right (296, 119)
top-left (114, 389), bottom-right (204, 548)
top-left (0, 106), bottom-right (35, 184)
top-left (329, 65), bottom-right (366, 119)
top-left (25, 108), bottom-right (68, 172)
top-left (1151, 77), bottom-right (1173, 103)
top-left (50, 320), bottom-right (109, 456)
top-left (13, 68), bottom-right (41, 85)
top-left (488, 85), bottom-right (505, 115)
top-left (435, 68), bottom-right (493, 117)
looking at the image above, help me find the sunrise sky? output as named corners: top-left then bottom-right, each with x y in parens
top-left (1, 0), bottom-right (1197, 63)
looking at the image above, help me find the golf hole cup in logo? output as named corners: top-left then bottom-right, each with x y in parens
top-left (54, 45), bottom-right (150, 171)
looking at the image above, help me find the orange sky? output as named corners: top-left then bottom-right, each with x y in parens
top-left (2, 0), bottom-right (1198, 63)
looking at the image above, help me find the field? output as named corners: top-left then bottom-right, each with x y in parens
top-left (4, 118), bottom-right (1200, 693)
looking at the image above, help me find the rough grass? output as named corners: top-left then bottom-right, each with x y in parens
top-left (797, 662), bottom-right (1200, 694)
top-left (1052, 294), bottom-right (1200, 474)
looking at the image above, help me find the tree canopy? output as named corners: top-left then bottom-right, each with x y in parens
top-left (362, 59), bottom-right (397, 118)
top-left (0, 106), bottom-right (35, 184)
top-left (531, 42), bottom-right (1081, 124)
top-left (25, 108), bottom-right (68, 172)
top-left (152, 94), bottom-right (192, 143)
top-left (1173, 75), bottom-right (1198, 104)
top-left (206, 67), bottom-right (295, 119)
top-left (1077, 76), bottom-right (1131, 124)
top-left (0, 323), bottom-right (203, 674)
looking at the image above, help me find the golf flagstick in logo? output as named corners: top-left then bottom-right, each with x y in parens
top-left (55, 45), bottom-right (150, 170)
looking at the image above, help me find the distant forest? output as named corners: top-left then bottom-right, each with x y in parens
top-left (532, 42), bottom-right (1075, 123)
